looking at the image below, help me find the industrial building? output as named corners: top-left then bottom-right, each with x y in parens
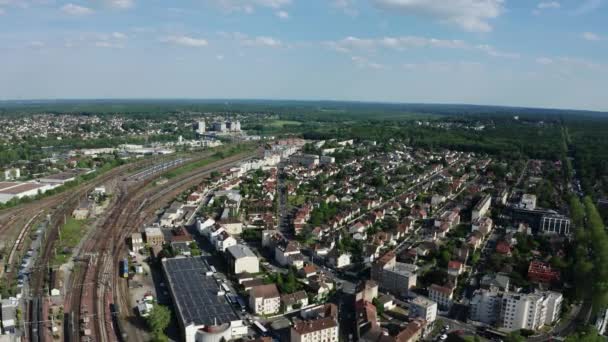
top-left (226, 244), bottom-right (259, 274)
top-left (0, 182), bottom-right (54, 204)
top-left (161, 257), bottom-right (247, 342)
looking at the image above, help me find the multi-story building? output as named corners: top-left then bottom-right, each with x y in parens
top-left (472, 194), bottom-right (492, 220)
top-left (193, 121), bottom-right (206, 134)
top-left (371, 252), bottom-right (396, 282)
top-left (469, 289), bottom-right (503, 325)
top-left (226, 244), bottom-right (259, 274)
top-left (212, 122), bottom-right (227, 132)
top-left (434, 210), bottom-right (460, 236)
top-left (472, 216), bottom-right (494, 235)
top-left (281, 291), bottom-right (309, 312)
top-left (428, 284), bottom-right (454, 310)
top-left (521, 194), bottom-right (537, 210)
top-left (144, 227), bottom-right (164, 247)
top-left (528, 261), bottom-right (560, 283)
top-left (290, 154), bottom-right (320, 168)
top-left (409, 296), bottom-right (437, 324)
top-left (381, 262), bottom-right (418, 297)
top-left (131, 232), bottom-right (144, 252)
top-left (290, 316), bottom-right (338, 342)
top-left (540, 215), bottom-right (571, 236)
top-left (226, 121), bottom-right (241, 132)
top-left (355, 280), bottom-right (379, 303)
top-left (275, 240), bottom-right (302, 267)
top-left (249, 284), bottom-right (281, 315)
top-left (500, 291), bottom-right (562, 331)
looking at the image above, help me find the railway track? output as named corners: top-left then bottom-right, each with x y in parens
top-left (108, 155), bottom-right (255, 341)
top-left (19, 154), bottom-right (210, 341)
top-left (61, 147), bottom-right (258, 342)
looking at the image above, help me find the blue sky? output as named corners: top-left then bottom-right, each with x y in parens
top-left (0, 0), bottom-right (607, 111)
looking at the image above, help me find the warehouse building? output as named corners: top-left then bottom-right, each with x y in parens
top-left (0, 182), bottom-right (54, 204)
top-left (226, 245), bottom-right (259, 274)
top-left (162, 257), bottom-right (247, 342)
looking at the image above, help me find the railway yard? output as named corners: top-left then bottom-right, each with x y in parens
top-left (1, 145), bottom-right (259, 342)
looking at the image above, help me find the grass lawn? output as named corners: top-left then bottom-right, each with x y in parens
top-left (163, 144), bottom-right (254, 179)
top-left (289, 195), bottom-right (307, 206)
top-left (269, 120), bottom-right (302, 128)
top-left (52, 218), bottom-right (88, 266)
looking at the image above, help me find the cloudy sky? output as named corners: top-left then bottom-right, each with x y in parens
top-left (1, 0), bottom-right (607, 111)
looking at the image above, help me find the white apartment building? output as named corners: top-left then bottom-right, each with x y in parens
top-left (470, 289), bottom-right (503, 325)
top-left (472, 194), bottom-right (492, 220)
top-left (501, 291), bottom-right (562, 331)
top-left (409, 296), bottom-right (438, 324)
top-left (381, 262), bottom-right (418, 297)
top-left (290, 154), bottom-right (320, 168)
top-left (291, 317), bottom-right (339, 342)
top-left (249, 284), bottom-right (281, 315)
top-left (428, 284), bottom-right (454, 310)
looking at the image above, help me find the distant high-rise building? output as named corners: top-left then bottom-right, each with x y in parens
top-left (193, 121), bottom-right (206, 134)
top-left (227, 121), bottom-right (241, 132)
top-left (212, 122), bottom-right (227, 132)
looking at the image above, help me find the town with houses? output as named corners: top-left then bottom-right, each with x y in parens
top-left (80, 136), bottom-right (580, 342)
top-left (0, 116), bottom-right (598, 342)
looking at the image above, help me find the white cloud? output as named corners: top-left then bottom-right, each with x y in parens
top-left (216, 54), bottom-right (225, 61)
top-left (106, 0), bottom-right (135, 9)
top-left (326, 35), bottom-right (468, 52)
top-left (331, 0), bottom-right (358, 16)
top-left (536, 57), bottom-right (553, 65)
top-left (326, 36), bottom-right (519, 59)
top-left (537, 1), bottom-right (560, 9)
top-left (403, 61), bottom-right (484, 72)
top-left (476, 44), bottom-right (520, 59)
top-left (351, 56), bottom-right (387, 70)
top-left (27, 41), bottom-right (45, 48)
top-left (112, 32), bottom-right (128, 39)
top-left (242, 36), bottom-right (282, 47)
top-left (276, 10), bottom-right (289, 19)
top-left (582, 31), bottom-right (602, 41)
top-left (219, 31), bottom-right (283, 48)
top-left (61, 3), bottom-right (94, 15)
top-left (206, 0), bottom-right (290, 13)
top-left (161, 35), bottom-right (209, 47)
top-left (536, 56), bottom-right (607, 72)
top-left (574, 0), bottom-right (603, 14)
top-left (95, 41), bottom-right (118, 48)
top-left (370, 0), bottom-right (504, 32)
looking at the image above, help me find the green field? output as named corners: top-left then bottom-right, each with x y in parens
top-left (52, 218), bottom-right (88, 266)
top-left (163, 144), bottom-right (255, 179)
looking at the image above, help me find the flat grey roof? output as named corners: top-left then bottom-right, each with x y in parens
top-left (227, 244), bottom-right (256, 259)
top-left (162, 257), bottom-right (238, 327)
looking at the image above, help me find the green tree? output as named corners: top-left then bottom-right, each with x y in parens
top-left (504, 331), bottom-right (526, 342)
top-left (146, 305), bottom-right (171, 337)
top-left (565, 326), bottom-right (604, 342)
top-left (372, 297), bottom-right (384, 316)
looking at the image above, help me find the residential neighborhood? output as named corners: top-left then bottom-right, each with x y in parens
top-left (105, 135), bottom-right (586, 342)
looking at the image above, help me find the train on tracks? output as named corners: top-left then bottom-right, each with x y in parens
top-left (121, 258), bottom-right (129, 279)
top-left (29, 297), bottom-right (42, 342)
top-left (110, 303), bottom-right (128, 342)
